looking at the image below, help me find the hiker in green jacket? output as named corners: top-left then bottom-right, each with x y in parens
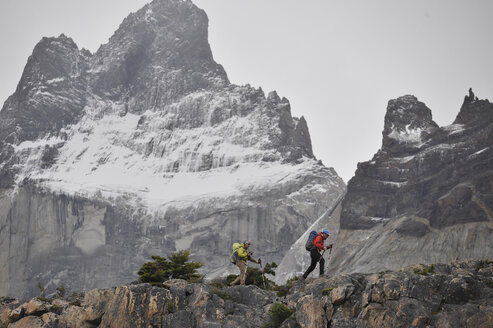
top-left (230, 240), bottom-right (261, 286)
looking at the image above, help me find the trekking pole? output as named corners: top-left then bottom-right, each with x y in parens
top-left (318, 249), bottom-right (326, 263)
top-left (259, 260), bottom-right (267, 289)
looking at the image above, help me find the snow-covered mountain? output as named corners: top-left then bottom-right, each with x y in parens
top-left (0, 0), bottom-right (345, 298)
top-left (329, 89), bottom-right (493, 275)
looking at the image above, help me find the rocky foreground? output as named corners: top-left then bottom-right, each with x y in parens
top-left (1, 260), bottom-right (492, 328)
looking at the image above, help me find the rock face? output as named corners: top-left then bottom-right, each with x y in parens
top-left (1, 260), bottom-right (492, 327)
top-left (274, 197), bottom-right (344, 285)
top-left (0, 0), bottom-right (346, 299)
top-left (330, 90), bottom-right (493, 275)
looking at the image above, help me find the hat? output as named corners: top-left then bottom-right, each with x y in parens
top-left (322, 229), bottom-right (330, 235)
top-left (244, 240), bottom-right (251, 245)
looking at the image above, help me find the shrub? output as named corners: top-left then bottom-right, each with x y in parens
top-left (414, 264), bottom-right (435, 276)
top-left (272, 275), bottom-right (300, 297)
top-left (138, 250), bottom-right (204, 285)
top-left (414, 264), bottom-right (436, 275)
top-left (167, 302), bottom-right (176, 313)
top-left (69, 300), bottom-right (82, 307)
top-left (322, 287), bottom-right (334, 296)
top-left (56, 285), bottom-right (66, 298)
top-left (208, 282), bottom-right (224, 289)
top-left (38, 282), bottom-right (47, 298)
top-left (227, 262), bottom-right (277, 289)
top-left (475, 260), bottom-right (493, 271)
top-left (209, 286), bottom-right (231, 300)
top-left (264, 303), bottom-right (295, 328)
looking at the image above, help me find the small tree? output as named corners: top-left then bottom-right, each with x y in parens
top-left (37, 282), bottom-right (46, 298)
top-left (138, 250), bottom-right (204, 285)
top-left (56, 285), bottom-right (66, 298)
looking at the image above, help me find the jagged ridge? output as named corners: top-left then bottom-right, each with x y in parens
top-left (0, 0), bottom-right (345, 299)
top-left (329, 89), bottom-right (493, 276)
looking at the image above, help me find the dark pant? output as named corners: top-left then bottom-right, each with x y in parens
top-left (303, 248), bottom-right (325, 279)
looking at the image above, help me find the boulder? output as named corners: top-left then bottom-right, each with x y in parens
top-left (7, 316), bottom-right (44, 328)
top-left (295, 295), bottom-right (327, 328)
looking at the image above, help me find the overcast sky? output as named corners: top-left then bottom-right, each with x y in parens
top-left (1, 0), bottom-right (492, 182)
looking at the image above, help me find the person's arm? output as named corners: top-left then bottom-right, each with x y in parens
top-left (247, 253), bottom-right (259, 263)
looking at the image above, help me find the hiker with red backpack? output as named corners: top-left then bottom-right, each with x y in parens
top-left (302, 229), bottom-right (333, 279)
top-left (230, 240), bottom-right (261, 286)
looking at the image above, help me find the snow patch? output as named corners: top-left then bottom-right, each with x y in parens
top-left (469, 147), bottom-right (489, 159)
top-left (14, 136), bottom-right (65, 151)
top-left (144, 8), bottom-right (157, 23)
top-left (46, 77), bottom-right (65, 84)
top-left (388, 124), bottom-right (423, 144)
top-left (443, 124), bottom-right (465, 135)
top-left (11, 89), bottom-right (317, 214)
top-left (378, 180), bottom-right (407, 187)
top-left (394, 155), bottom-right (415, 164)
top-left (368, 217), bottom-right (390, 223)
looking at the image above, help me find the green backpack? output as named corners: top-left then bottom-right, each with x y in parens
top-left (230, 242), bottom-right (241, 264)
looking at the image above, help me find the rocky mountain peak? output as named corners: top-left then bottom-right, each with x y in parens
top-left (332, 90), bottom-right (493, 276)
top-left (0, 0), bottom-right (345, 298)
top-left (91, 0), bottom-right (228, 106)
top-left (0, 33), bottom-right (90, 144)
top-left (15, 34), bottom-right (84, 92)
top-left (382, 95), bottom-right (438, 153)
top-left (454, 88), bottom-right (492, 125)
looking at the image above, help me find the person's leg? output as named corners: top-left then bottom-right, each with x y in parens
top-left (302, 249), bottom-right (320, 279)
top-left (319, 257), bottom-right (325, 276)
top-left (238, 261), bottom-right (247, 285)
top-left (230, 262), bottom-right (245, 285)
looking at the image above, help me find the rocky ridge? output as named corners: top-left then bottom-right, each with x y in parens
top-left (0, 0), bottom-right (345, 299)
top-left (329, 90), bottom-right (493, 275)
top-left (1, 260), bottom-right (492, 328)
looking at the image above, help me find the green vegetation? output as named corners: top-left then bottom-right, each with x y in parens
top-left (56, 285), bottom-right (66, 298)
top-left (207, 280), bottom-right (231, 299)
top-left (167, 302), bottom-right (176, 313)
top-left (475, 260), bottom-right (493, 272)
top-left (69, 300), bottom-right (82, 307)
top-left (38, 282), bottom-right (47, 298)
top-left (485, 279), bottom-right (493, 288)
top-left (413, 264), bottom-right (436, 275)
top-left (70, 292), bottom-right (85, 299)
top-left (263, 303), bottom-right (295, 328)
top-left (52, 304), bottom-right (63, 313)
top-left (138, 250), bottom-right (204, 285)
top-left (209, 286), bottom-right (232, 300)
top-left (322, 287), bottom-right (334, 296)
top-left (68, 292), bottom-right (84, 306)
top-left (271, 276), bottom-right (300, 297)
top-left (227, 262), bottom-right (277, 289)
top-left (208, 281), bottom-right (224, 289)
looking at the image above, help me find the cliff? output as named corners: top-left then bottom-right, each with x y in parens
top-left (0, 0), bottom-right (345, 299)
top-left (329, 90), bottom-right (493, 275)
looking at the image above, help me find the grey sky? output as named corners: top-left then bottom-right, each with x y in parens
top-left (1, 0), bottom-right (492, 182)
